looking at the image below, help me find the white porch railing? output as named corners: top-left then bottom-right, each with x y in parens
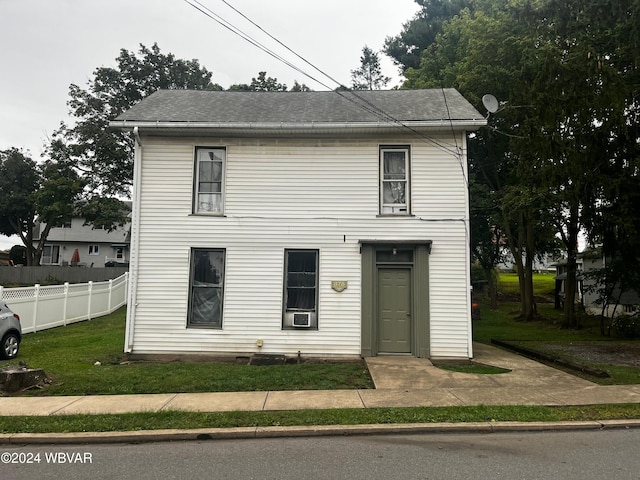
top-left (0, 273), bottom-right (128, 334)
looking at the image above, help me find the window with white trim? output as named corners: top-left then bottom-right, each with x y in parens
top-left (380, 147), bottom-right (410, 214)
top-left (194, 147), bottom-right (225, 214)
top-left (88, 245), bottom-right (99, 256)
top-left (188, 249), bottom-right (225, 328)
top-left (283, 250), bottom-right (319, 329)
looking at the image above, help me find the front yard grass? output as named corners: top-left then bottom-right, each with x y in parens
top-left (0, 308), bottom-right (373, 396)
top-left (475, 273), bottom-right (640, 385)
top-left (496, 272), bottom-right (556, 298)
top-left (2, 404), bottom-right (640, 434)
top-left (1, 274), bottom-right (639, 433)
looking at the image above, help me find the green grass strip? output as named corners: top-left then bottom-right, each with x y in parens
top-left (1, 404), bottom-right (640, 434)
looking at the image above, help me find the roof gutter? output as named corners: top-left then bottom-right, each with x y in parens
top-left (109, 119), bottom-right (487, 131)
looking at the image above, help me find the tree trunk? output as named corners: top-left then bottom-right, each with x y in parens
top-left (506, 213), bottom-right (526, 317)
top-left (523, 217), bottom-right (537, 320)
top-left (562, 203), bottom-right (580, 328)
top-left (484, 266), bottom-right (498, 309)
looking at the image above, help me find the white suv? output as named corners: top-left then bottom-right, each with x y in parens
top-left (0, 302), bottom-right (22, 360)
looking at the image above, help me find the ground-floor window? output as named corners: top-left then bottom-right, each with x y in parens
top-left (283, 249), bottom-right (318, 329)
top-left (41, 245), bottom-right (60, 265)
top-left (188, 248), bottom-right (225, 328)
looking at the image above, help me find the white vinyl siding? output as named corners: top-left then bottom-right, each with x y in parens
top-left (128, 134), bottom-right (471, 358)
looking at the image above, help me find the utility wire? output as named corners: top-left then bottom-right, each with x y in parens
top-left (183, 0), bottom-right (466, 158)
top-left (185, 0), bottom-right (327, 88)
top-left (442, 86), bottom-right (468, 186)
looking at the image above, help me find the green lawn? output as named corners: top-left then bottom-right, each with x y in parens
top-left (475, 273), bottom-right (640, 385)
top-left (2, 278), bottom-right (640, 433)
top-left (0, 308), bottom-right (373, 396)
top-left (2, 403), bottom-right (640, 434)
top-left (497, 272), bottom-right (556, 297)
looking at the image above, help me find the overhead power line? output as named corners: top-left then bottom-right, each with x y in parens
top-left (183, 0), bottom-right (466, 159)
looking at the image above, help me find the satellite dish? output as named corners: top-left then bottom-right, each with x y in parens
top-left (482, 94), bottom-right (499, 114)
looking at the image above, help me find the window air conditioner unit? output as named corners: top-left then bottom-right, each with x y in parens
top-left (292, 312), bottom-right (311, 327)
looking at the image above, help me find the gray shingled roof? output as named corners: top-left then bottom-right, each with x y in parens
top-left (113, 88), bottom-right (484, 125)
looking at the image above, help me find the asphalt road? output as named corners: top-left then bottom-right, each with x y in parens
top-left (2, 429), bottom-right (639, 480)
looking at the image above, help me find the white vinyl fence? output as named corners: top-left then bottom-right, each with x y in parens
top-left (0, 273), bottom-right (128, 334)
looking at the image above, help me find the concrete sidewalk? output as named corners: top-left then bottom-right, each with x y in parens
top-left (1, 343), bottom-right (639, 416)
top-left (1, 343), bottom-right (640, 444)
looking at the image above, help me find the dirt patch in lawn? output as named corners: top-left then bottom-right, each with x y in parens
top-left (539, 343), bottom-right (640, 368)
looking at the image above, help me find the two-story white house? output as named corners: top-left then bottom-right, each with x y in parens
top-left (38, 215), bottom-right (130, 268)
top-left (111, 89), bottom-right (485, 359)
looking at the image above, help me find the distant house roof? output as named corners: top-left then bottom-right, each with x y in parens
top-left (110, 89), bottom-right (486, 136)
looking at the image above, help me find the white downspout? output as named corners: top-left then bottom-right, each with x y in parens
top-left (124, 127), bottom-right (143, 353)
top-left (462, 132), bottom-right (473, 359)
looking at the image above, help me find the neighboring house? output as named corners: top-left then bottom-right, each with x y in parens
top-left (498, 250), bottom-right (560, 273)
top-left (553, 258), bottom-right (584, 310)
top-left (580, 248), bottom-right (640, 317)
top-left (110, 89), bottom-right (486, 359)
top-left (37, 215), bottom-right (131, 268)
top-left (0, 251), bottom-right (11, 266)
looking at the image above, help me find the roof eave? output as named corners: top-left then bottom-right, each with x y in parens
top-left (109, 119), bottom-right (487, 134)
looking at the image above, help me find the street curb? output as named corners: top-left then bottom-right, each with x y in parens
top-left (1, 419), bottom-right (639, 444)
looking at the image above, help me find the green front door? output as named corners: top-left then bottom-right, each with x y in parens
top-left (377, 268), bottom-right (411, 353)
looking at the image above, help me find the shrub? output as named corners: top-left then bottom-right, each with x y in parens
top-left (610, 315), bottom-right (640, 338)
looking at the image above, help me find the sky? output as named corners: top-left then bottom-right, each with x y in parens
top-left (0, 0), bottom-right (421, 251)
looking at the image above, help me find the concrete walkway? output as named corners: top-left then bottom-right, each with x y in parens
top-left (1, 343), bottom-right (639, 416)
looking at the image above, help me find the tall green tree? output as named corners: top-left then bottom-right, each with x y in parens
top-left (404, 5), bottom-right (552, 320)
top-left (0, 149), bottom-right (85, 266)
top-left (578, 0), bottom-right (640, 331)
top-left (384, 0), bottom-right (474, 72)
top-left (469, 177), bottom-right (502, 309)
top-left (50, 43), bottom-right (221, 201)
top-left (350, 46), bottom-right (391, 90)
top-left (401, 0), bottom-right (637, 326)
top-left (522, 0), bottom-right (633, 327)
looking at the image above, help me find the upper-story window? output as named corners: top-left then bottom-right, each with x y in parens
top-left (194, 147), bottom-right (225, 214)
top-left (380, 147), bottom-right (410, 215)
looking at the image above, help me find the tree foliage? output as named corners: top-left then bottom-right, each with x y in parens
top-left (350, 46), bottom-right (391, 90)
top-left (0, 149), bottom-right (85, 265)
top-left (384, 0), bottom-right (482, 72)
top-left (398, 0), bottom-right (640, 327)
top-left (229, 71), bottom-right (289, 91)
top-left (49, 43), bottom-right (222, 200)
